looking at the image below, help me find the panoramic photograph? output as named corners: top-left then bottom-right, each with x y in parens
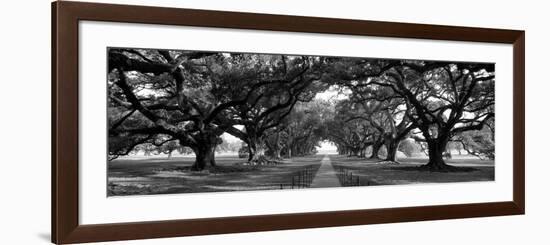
top-left (107, 48), bottom-right (495, 196)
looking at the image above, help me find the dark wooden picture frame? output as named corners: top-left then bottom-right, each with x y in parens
top-left (52, 1), bottom-right (525, 244)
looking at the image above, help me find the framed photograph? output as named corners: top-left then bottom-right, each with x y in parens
top-left (52, 1), bottom-right (525, 244)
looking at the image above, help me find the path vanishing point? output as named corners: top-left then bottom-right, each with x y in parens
top-left (310, 155), bottom-right (341, 188)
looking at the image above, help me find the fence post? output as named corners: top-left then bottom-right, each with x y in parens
top-left (309, 168), bottom-right (312, 185)
top-left (306, 168), bottom-right (309, 185)
top-left (306, 169), bottom-right (308, 186)
top-left (303, 170), bottom-right (306, 187)
top-left (300, 171), bottom-right (305, 188)
top-left (304, 170), bottom-right (306, 187)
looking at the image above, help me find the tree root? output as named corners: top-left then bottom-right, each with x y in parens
top-left (242, 155), bottom-right (283, 166)
top-left (376, 160), bottom-right (400, 165)
top-left (417, 162), bottom-right (477, 172)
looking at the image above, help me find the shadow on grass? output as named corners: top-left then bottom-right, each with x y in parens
top-left (170, 165), bottom-right (262, 173)
top-left (383, 165), bottom-right (479, 173)
top-left (108, 155), bottom-right (326, 195)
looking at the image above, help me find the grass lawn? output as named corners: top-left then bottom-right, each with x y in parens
top-left (330, 154), bottom-right (495, 186)
top-left (108, 154), bottom-right (322, 196)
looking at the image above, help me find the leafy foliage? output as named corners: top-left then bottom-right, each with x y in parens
top-left (107, 48), bottom-right (495, 171)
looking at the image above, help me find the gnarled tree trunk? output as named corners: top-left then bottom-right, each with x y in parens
top-left (384, 140), bottom-right (400, 162)
top-left (247, 136), bottom-right (270, 165)
top-left (370, 141), bottom-right (382, 159)
top-left (271, 133), bottom-right (282, 159)
top-left (359, 147), bottom-right (367, 158)
top-left (422, 137), bottom-right (453, 171)
top-left (191, 143), bottom-right (217, 171)
top-left (248, 144), bottom-right (267, 162)
top-left (189, 133), bottom-right (218, 171)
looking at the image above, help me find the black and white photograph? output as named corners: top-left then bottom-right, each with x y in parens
top-left (5, 0), bottom-right (546, 244)
top-left (107, 48), bottom-right (495, 196)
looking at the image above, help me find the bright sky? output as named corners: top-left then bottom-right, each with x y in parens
top-left (221, 125), bottom-right (243, 144)
top-left (314, 85), bottom-right (350, 101)
top-left (221, 133), bottom-right (241, 143)
top-left (316, 141), bottom-right (338, 155)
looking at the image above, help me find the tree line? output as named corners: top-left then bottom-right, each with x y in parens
top-left (108, 48), bottom-right (494, 171)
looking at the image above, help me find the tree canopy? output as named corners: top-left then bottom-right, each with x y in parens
top-left (108, 48), bottom-right (495, 171)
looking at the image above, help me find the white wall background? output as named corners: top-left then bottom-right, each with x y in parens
top-left (0, 0), bottom-right (547, 244)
